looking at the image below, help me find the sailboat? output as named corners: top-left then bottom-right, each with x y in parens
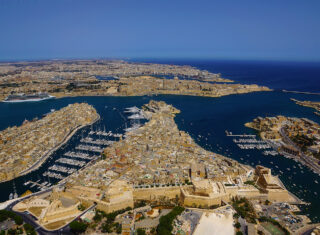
top-left (13, 181), bottom-right (18, 199)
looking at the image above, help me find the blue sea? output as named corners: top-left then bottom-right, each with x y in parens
top-left (131, 59), bottom-right (320, 93)
top-left (0, 60), bottom-right (320, 222)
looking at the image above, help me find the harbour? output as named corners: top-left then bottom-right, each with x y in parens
top-left (0, 92), bottom-right (319, 222)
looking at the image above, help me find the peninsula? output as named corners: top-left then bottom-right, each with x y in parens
top-left (245, 116), bottom-right (320, 174)
top-left (12, 101), bottom-right (308, 234)
top-left (0, 103), bottom-right (99, 182)
top-left (291, 98), bottom-right (320, 116)
top-left (0, 60), bottom-right (270, 101)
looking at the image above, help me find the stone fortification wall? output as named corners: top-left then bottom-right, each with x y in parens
top-left (267, 190), bottom-right (290, 202)
top-left (133, 186), bottom-right (191, 201)
top-left (77, 196), bottom-right (134, 214)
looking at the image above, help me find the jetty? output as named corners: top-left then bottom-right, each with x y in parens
top-left (225, 130), bottom-right (256, 138)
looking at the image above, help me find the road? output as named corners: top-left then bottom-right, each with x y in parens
top-left (279, 127), bottom-right (320, 174)
top-left (5, 185), bottom-right (96, 235)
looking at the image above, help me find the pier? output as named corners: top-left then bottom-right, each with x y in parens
top-left (27, 180), bottom-right (51, 190)
top-left (64, 151), bottom-right (96, 160)
top-left (75, 144), bottom-right (104, 153)
top-left (263, 150), bottom-right (278, 156)
top-left (225, 130), bottom-right (255, 137)
top-left (80, 137), bottom-right (114, 146)
top-left (43, 171), bottom-right (64, 180)
top-left (56, 158), bottom-right (86, 167)
top-left (88, 130), bottom-right (122, 138)
top-left (48, 165), bottom-right (76, 174)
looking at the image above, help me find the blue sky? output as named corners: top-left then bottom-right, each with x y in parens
top-left (0, 0), bottom-right (320, 61)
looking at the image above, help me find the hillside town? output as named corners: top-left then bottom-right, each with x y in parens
top-left (245, 115), bottom-right (320, 174)
top-left (9, 101), bottom-right (312, 235)
top-left (0, 60), bottom-right (270, 100)
top-left (0, 103), bottom-right (99, 182)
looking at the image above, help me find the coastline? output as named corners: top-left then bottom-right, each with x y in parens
top-left (0, 114), bottom-right (100, 184)
top-left (51, 89), bottom-right (272, 100)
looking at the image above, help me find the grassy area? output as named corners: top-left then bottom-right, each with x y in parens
top-left (258, 216), bottom-right (290, 235)
top-left (44, 220), bottom-right (69, 230)
top-left (261, 222), bottom-right (286, 235)
top-left (28, 207), bottom-right (43, 217)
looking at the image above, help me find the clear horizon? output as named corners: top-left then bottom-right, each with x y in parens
top-left (1, 0), bottom-right (320, 62)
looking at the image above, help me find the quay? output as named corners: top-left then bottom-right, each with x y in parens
top-left (225, 130), bottom-right (256, 137)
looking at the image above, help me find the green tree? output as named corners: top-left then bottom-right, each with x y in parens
top-left (7, 229), bottom-right (17, 235)
top-left (234, 222), bottom-right (241, 229)
top-left (137, 228), bottom-right (146, 235)
top-left (115, 222), bottom-right (122, 234)
top-left (23, 223), bottom-right (36, 235)
top-left (236, 232), bottom-right (243, 235)
top-left (157, 206), bottom-right (185, 235)
top-left (93, 212), bottom-right (102, 222)
top-left (13, 215), bottom-right (23, 225)
top-left (69, 220), bottom-right (88, 234)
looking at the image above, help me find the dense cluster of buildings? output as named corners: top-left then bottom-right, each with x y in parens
top-left (0, 60), bottom-right (270, 101)
top-left (246, 115), bottom-right (320, 174)
top-left (10, 101), bottom-right (308, 233)
top-left (63, 101), bottom-right (294, 211)
top-left (246, 116), bottom-right (320, 153)
top-left (0, 60), bottom-right (227, 83)
top-left (0, 103), bottom-right (98, 182)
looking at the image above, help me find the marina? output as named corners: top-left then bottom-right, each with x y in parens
top-left (231, 137), bottom-right (272, 150)
top-left (48, 165), bottom-right (76, 174)
top-left (0, 93), bottom-right (319, 222)
top-left (225, 130), bottom-right (256, 138)
top-left (64, 151), bottom-right (96, 160)
top-left (43, 171), bottom-right (64, 180)
top-left (56, 157), bottom-right (86, 167)
top-left (75, 144), bottom-right (104, 153)
top-left (80, 137), bottom-right (115, 146)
